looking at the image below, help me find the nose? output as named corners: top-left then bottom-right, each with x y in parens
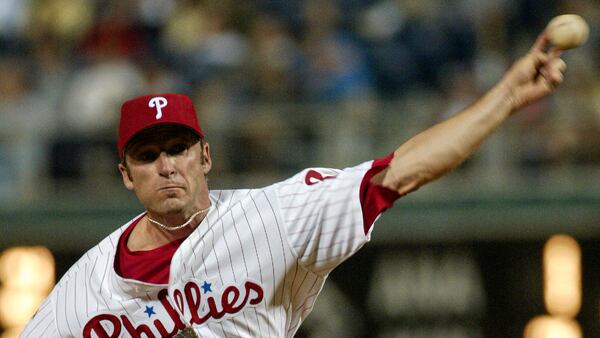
top-left (156, 152), bottom-right (176, 177)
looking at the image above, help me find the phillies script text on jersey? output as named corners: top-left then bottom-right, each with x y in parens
top-left (84, 279), bottom-right (264, 337)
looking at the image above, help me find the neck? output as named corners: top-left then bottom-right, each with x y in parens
top-left (128, 204), bottom-right (211, 251)
top-left (147, 204), bottom-right (211, 231)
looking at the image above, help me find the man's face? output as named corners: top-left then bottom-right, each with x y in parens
top-left (118, 126), bottom-right (211, 216)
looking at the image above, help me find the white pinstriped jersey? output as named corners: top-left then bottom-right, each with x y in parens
top-left (22, 159), bottom-right (397, 337)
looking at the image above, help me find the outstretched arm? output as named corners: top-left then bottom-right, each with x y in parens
top-left (371, 33), bottom-right (567, 195)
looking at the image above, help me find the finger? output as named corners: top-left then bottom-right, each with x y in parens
top-left (553, 58), bottom-right (567, 73)
top-left (536, 74), bottom-right (557, 95)
top-left (520, 50), bottom-right (546, 75)
top-left (539, 56), bottom-right (566, 74)
top-left (547, 70), bottom-right (564, 87)
top-left (544, 57), bottom-right (567, 75)
top-left (530, 32), bottom-right (550, 53)
top-left (529, 51), bottom-right (549, 78)
top-left (549, 58), bottom-right (567, 84)
top-left (547, 46), bottom-right (563, 59)
top-left (540, 58), bottom-right (566, 87)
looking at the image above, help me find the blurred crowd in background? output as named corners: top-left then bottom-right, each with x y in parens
top-left (1, 0), bottom-right (600, 204)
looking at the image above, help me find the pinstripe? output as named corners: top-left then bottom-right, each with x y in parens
top-left (205, 323), bottom-right (218, 338)
top-left (205, 215), bottom-right (230, 338)
top-left (288, 274), bottom-right (320, 332)
top-left (283, 173), bottom-right (329, 210)
top-left (179, 242), bottom-right (189, 278)
top-left (288, 220), bottom-right (358, 237)
top-left (98, 254), bottom-right (110, 309)
top-left (293, 288), bottom-right (320, 313)
top-left (22, 298), bottom-right (53, 337)
top-left (249, 191), bottom-right (277, 337)
top-left (101, 248), bottom-right (132, 319)
top-left (262, 190), bottom-right (290, 327)
top-left (60, 283), bottom-right (74, 336)
top-left (40, 318), bottom-right (54, 336)
top-left (284, 181), bottom-right (328, 258)
top-left (198, 226), bottom-right (218, 337)
top-left (219, 234), bottom-right (246, 335)
top-left (228, 192), bottom-right (261, 334)
top-left (188, 233), bottom-right (198, 279)
top-left (114, 286), bottom-right (133, 319)
top-left (88, 255), bottom-right (100, 312)
top-left (278, 182), bottom-right (357, 200)
top-left (210, 192), bottom-right (245, 337)
top-left (218, 191), bottom-right (239, 282)
top-left (284, 211), bottom-right (320, 224)
top-left (285, 272), bottom-right (311, 336)
top-left (73, 270), bottom-right (81, 328)
top-left (238, 200), bottom-right (265, 336)
top-left (227, 194), bottom-right (257, 330)
top-left (229, 192), bottom-right (250, 275)
top-left (207, 216), bottom-right (225, 284)
top-left (84, 262), bottom-right (88, 316)
top-left (239, 200), bottom-right (265, 284)
top-left (288, 262), bottom-right (299, 313)
top-left (289, 272), bottom-right (309, 311)
top-left (280, 191), bottom-right (353, 210)
top-left (220, 193), bottom-right (252, 334)
top-left (198, 211), bottom-right (225, 337)
top-left (113, 275), bottom-right (142, 310)
top-left (314, 235), bottom-right (363, 253)
top-left (108, 235), bottom-right (116, 249)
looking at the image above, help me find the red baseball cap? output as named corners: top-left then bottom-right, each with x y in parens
top-left (118, 93), bottom-right (204, 159)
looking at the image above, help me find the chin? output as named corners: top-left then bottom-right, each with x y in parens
top-left (155, 199), bottom-right (187, 215)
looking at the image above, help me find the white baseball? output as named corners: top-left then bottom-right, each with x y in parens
top-left (546, 14), bottom-right (589, 50)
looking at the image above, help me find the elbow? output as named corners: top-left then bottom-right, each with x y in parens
top-left (392, 169), bottom-right (437, 196)
top-left (385, 150), bottom-right (457, 195)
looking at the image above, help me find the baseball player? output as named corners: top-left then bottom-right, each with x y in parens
top-left (22, 33), bottom-right (565, 337)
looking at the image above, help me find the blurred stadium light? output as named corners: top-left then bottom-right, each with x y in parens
top-left (0, 246), bottom-right (55, 337)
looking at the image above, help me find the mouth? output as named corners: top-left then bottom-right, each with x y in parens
top-left (157, 185), bottom-right (185, 192)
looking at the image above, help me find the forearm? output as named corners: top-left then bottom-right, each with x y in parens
top-left (373, 83), bottom-right (515, 195)
top-left (370, 32), bottom-right (565, 196)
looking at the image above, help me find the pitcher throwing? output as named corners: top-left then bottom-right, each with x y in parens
top-left (22, 31), bottom-right (567, 337)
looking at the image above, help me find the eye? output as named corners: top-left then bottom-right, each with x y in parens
top-left (138, 150), bottom-right (159, 162)
top-left (167, 143), bottom-right (188, 156)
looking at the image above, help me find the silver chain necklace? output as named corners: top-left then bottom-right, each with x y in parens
top-left (147, 204), bottom-right (211, 231)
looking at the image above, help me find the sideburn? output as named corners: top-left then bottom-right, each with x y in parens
top-left (126, 167), bottom-right (133, 182)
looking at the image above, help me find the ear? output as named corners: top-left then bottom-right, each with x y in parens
top-left (201, 141), bottom-right (212, 175)
top-left (118, 163), bottom-right (135, 190)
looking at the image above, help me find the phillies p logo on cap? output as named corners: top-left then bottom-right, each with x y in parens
top-left (149, 96), bottom-right (168, 119)
top-left (118, 93), bottom-right (204, 158)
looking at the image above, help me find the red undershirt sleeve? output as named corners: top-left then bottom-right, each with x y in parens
top-left (359, 153), bottom-right (401, 235)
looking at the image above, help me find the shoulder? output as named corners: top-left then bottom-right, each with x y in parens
top-left (55, 214), bottom-right (143, 286)
top-left (274, 161), bottom-right (375, 191)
